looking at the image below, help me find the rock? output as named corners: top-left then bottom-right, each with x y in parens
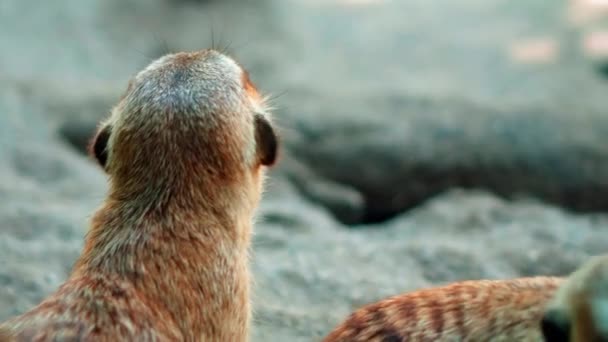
top-left (0, 86), bottom-right (106, 323)
top-left (58, 120), bottom-right (97, 156)
top-left (289, 95), bottom-right (608, 223)
top-left (273, 153), bottom-right (365, 225)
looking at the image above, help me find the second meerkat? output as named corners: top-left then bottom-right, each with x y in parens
top-left (325, 255), bottom-right (608, 341)
top-left (323, 276), bottom-right (564, 341)
top-left (0, 49), bottom-right (278, 341)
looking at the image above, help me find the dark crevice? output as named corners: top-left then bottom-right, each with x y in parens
top-left (309, 164), bottom-right (608, 226)
top-left (57, 120), bottom-right (98, 158)
top-left (361, 204), bottom-right (403, 225)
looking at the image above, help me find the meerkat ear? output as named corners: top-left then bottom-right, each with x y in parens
top-left (254, 114), bottom-right (278, 166)
top-left (540, 309), bottom-right (570, 342)
top-left (88, 124), bottom-right (112, 170)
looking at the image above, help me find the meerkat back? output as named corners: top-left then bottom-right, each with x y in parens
top-left (324, 277), bottom-right (563, 342)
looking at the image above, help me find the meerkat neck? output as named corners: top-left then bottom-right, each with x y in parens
top-left (71, 192), bottom-right (254, 339)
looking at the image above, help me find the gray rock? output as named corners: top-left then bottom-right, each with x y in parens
top-left (273, 153), bottom-right (365, 225)
top-left (289, 97), bottom-right (608, 223)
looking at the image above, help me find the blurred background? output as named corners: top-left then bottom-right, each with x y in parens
top-left (2, 0), bottom-right (608, 340)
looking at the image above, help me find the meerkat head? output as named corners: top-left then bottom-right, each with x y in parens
top-left (542, 255), bottom-right (608, 342)
top-left (88, 49), bottom-right (278, 204)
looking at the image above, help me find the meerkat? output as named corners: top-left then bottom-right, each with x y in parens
top-left (0, 48), bottom-right (278, 341)
top-left (324, 254), bottom-right (608, 342)
top-left (323, 276), bottom-right (564, 341)
top-left (541, 254), bottom-right (608, 342)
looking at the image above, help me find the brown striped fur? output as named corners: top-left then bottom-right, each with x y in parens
top-left (0, 49), bottom-right (278, 341)
top-left (324, 277), bottom-right (564, 342)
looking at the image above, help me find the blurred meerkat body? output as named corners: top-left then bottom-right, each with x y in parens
top-left (324, 277), bottom-right (563, 342)
top-left (0, 49), bottom-right (278, 341)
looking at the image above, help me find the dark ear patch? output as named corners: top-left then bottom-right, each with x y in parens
top-left (254, 114), bottom-right (278, 166)
top-left (88, 124), bottom-right (112, 170)
top-left (541, 309), bottom-right (570, 342)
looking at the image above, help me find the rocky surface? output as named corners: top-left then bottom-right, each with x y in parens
top-left (2, 0), bottom-right (608, 341)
